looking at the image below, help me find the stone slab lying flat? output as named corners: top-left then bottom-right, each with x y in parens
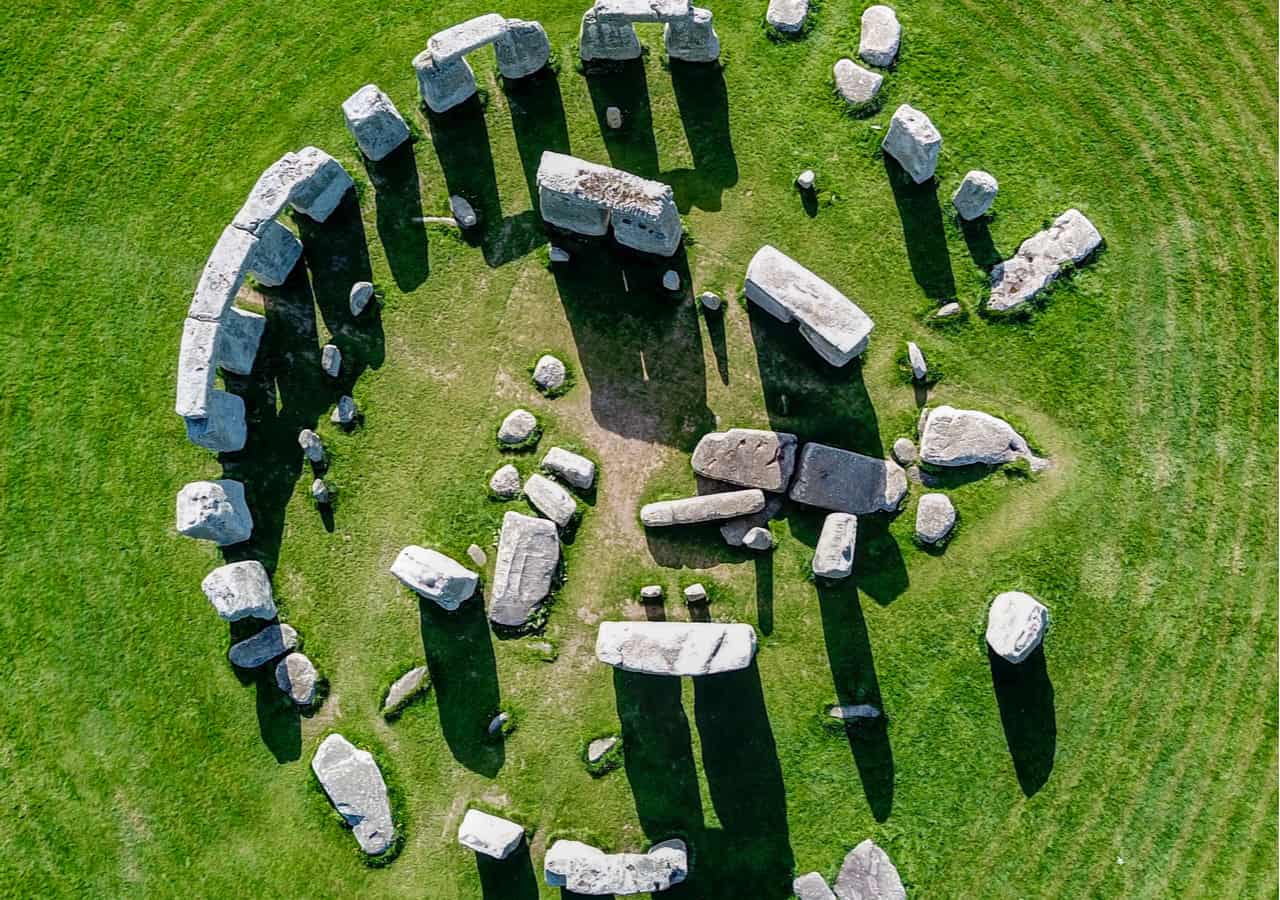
top-left (986, 591), bottom-right (1047, 663)
top-left (745, 245), bottom-right (874, 366)
top-left (834, 58), bottom-right (883, 107)
top-left (457, 809), bottom-right (525, 860)
top-left (918, 405), bottom-right (1043, 468)
top-left (175, 316), bottom-right (220, 419)
top-left (988, 208), bottom-right (1103, 311)
top-left (524, 473), bottom-right (578, 528)
top-left (789, 443), bottom-right (908, 515)
top-left (595, 621), bottom-right (758, 675)
top-left (390, 546), bottom-right (478, 610)
top-left (640, 489), bottom-right (765, 527)
top-left (489, 511), bottom-right (560, 628)
top-left (311, 734), bottom-right (397, 856)
top-left (542, 447), bottom-right (596, 491)
top-left (289, 146), bottom-right (354, 223)
top-left (544, 838), bottom-right (688, 894)
top-left (692, 428), bottom-right (798, 491)
top-left (813, 512), bottom-right (858, 579)
top-left (201, 560), bottom-right (276, 621)
top-left (383, 665), bottom-right (429, 716)
top-left (834, 839), bottom-right (905, 900)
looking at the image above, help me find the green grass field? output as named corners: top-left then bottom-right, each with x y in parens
top-left (2, 0), bottom-right (1276, 896)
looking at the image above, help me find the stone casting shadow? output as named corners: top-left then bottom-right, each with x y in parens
top-left (505, 67), bottom-right (573, 208)
top-left (586, 58), bottom-right (660, 179)
top-left (477, 844), bottom-right (539, 900)
top-left (667, 60), bottom-right (738, 213)
top-left (884, 155), bottom-right (956, 302)
top-left (249, 658), bottom-right (301, 763)
top-left (361, 141), bottom-right (429, 292)
top-left (419, 597), bottom-right (504, 777)
top-left (959, 216), bottom-right (1003, 272)
top-left (703, 308), bottom-right (729, 384)
top-left (989, 645), bottom-right (1056, 796)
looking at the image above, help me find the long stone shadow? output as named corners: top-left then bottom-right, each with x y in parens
top-left (505, 67), bottom-right (573, 207)
top-left (614, 670), bottom-right (703, 836)
top-left (989, 645), bottom-right (1056, 796)
top-left (883, 155), bottom-right (956, 302)
top-left (959, 215), bottom-right (1003, 272)
top-left (666, 60), bottom-right (737, 213)
top-left (361, 141), bottom-right (429, 292)
top-left (586, 58), bottom-right (660, 179)
top-left (419, 597), bottom-right (504, 777)
top-left (476, 843), bottom-right (539, 899)
top-left (251, 665), bottom-right (301, 763)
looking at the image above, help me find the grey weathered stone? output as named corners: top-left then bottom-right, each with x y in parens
top-left (383, 665), bottom-right (429, 715)
top-left (276, 652), bottom-right (318, 706)
top-left (828, 704), bottom-right (881, 721)
top-left (490, 464), bottom-right (522, 498)
top-left (834, 58), bottom-right (883, 107)
top-left (350, 281), bottom-right (375, 316)
top-left (907, 341), bottom-right (927, 380)
top-left (989, 208), bottom-right (1103, 312)
top-left (745, 245), bottom-right (875, 366)
top-left (883, 104), bottom-right (942, 183)
top-left (228, 623), bottom-right (298, 668)
top-left (498, 408), bottom-right (538, 445)
top-left (290, 146), bottom-right (354, 223)
top-left (524, 473), bottom-right (578, 528)
top-left (413, 49), bottom-right (478, 114)
top-left (543, 447), bottom-right (596, 490)
top-left (935, 301), bottom-right (961, 318)
top-left (176, 316), bottom-right (220, 418)
top-left (219, 306), bottom-right (266, 376)
top-left (488, 711), bottom-right (511, 735)
top-left (578, 9), bottom-right (643, 62)
top-left (662, 270), bottom-right (681, 291)
top-left (231, 155), bottom-right (301, 238)
top-left (833, 839), bottom-right (905, 900)
top-left (682, 583), bottom-right (708, 604)
top-left (458, 809), bottom-right (525, 859)
top-left (595, 0), bottom-right (691, 22)
top-left (343, 84), bottom-right (410, 162)
top-left (768, 0), bottom-right (810, 33)
top-left (720, 491), bottom-right (784, 547)
top-left (596, 621), bottom-right (757, 675)
top-left (390, 545), bottom-right (479, 610)
top-left (331, 395), bottom-right (358, 426)
top-left (587, 736), bottom-right (619, 762)
top-left (858, 4), bottom-right (902, 67)
top-left (532, 354), bottom-right (567, 392)
top-left (467, 544), bottom-right (487, 567)
top-left (742, 526), bottom-right (773, 550)
top-left (640, 584), bottom-right (664, 601)
top-left (918, 405), bottom-right (1043, 468)
top-left (494, 19), bottom-right (552, 79)
top-left (310, 733), bottom-right (397, 856)
top-left (699, 291), bottom-right (722, 311)
top-left (449, 194), bottom-right (478, 228)
top-left (692, 428), bottom-right (798, 491)
top-left (813, 512), bottom-right (858, 579)
top-left (986, 591), bottom-right (1047, 663)
top-left (298, 428), bottom-right (325, 464)
top-left (549, 245), bottom-right (571, 263)
top-left (790, 443), bottom-right (908, 515)
top-left (310, 478), bottom-right (331, 505)
top-left (794, 871), bottom-right (837, 900)
top-left (891, 437), bottom-right (917, 466)
top-left (429, 14), bottom-right (510, 61)
top-left (176, 479), bottom-right (253, 545)
top-left (247, 219), bottom-right (303, 287)
top-left (606, 105), bottom-right (624, 129)
top-left (321, 343), bottom-right (342, 378)
top-left (201, 560), bottom-right (276, 621)
top-left (489, 511), bottom-right (560, 628)
top-left (952, 169), bottom-right (998, 220)
top-left (915, 492), bottom-right (955, 544)
top-left (664, 7), bottom-right (721, 63)
top-left (796, 169), bottom-right (816, 190)
top-left (640, 489), bottom-right (765, 527)
top-left (184, 389), bottom-right (247, 453)
top-left (188, 224), bottom-right (257, 322)
top-left (544, 838), bottom-right (688, 895)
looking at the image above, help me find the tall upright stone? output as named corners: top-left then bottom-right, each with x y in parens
top-left (882, 104), bottom-right (942, 183)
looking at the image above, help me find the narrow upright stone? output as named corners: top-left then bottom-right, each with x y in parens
top-left (882, 104), bottom-right (942, 183)
top-left (342, 84), bottom-right (411, 162)
top-left (858, 5), bottom-right (902, 67)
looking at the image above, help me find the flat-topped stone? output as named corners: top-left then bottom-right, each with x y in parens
top-left (275, 652), bottom-right (318, 706)
top-left (311, 734), bottom-right (397, 856)
top-left (545, 838), bottom-right (689, 894)
top-left (834, 839), bottom-right (905, 900)
top-left (524, 473), bottom-right (578, 528)
top-left (692, 428), bottom-right (798, 492)
top-left (350, 281), bottom-right (375, 316)
top-left (390, 546), bottom-right (479, 610)
top-left (918, 405), bottom-right (1043, 468)
top-left (989, 208), bottom-right (1103, 311)
top-left (640, 489), bottom-right (766, 527)
top-left (789, 443), bottom-right (908, 515)
top-left (593, 0), bottom-right (691, 22)
top-left (428, 14), bottom-right (510, 62)
top-left (664, 7), bottom-right (720, 63)
top-left (578, 8), bottom-right (644, 62)
top-left (489, 511), bottom-right (560, 628)
top-left (498, 408), bottom-right (538, 445)
top-left (767, 0), bottom-right (810, 33)
top-left (218, 306), bottom-right (266, 376)
top-left (176, 479), bottom-right (253, 545)
top-left (986, 591), bottom-right (1047, 663)
top-left (289, 146), bottom-right (354, 223)
top-left (596, 621), bottom-right (758, 675)
top-left (413, 49), bottom-right (479, 114)
top-left (952, 169), bottom-right (998, 220)
top-left (745, 245), bottom-right (875, 366)
top-left (915, 492), bottom-right (956, 544)
top-left (813, 512), bottom-right (858, 579)
top-left (532, 354), bottom-right (567, 391)
top-left (858, 5), bottom-right (902, 67)
top-left (458, 809), bottom-right (525, 859)
top-left (834, 58), bottom-right (883, 107)
top-left (383, 665), bottom-right (429, 715)
top-left (494, 19), bottom-right (552, 79)
top-left (201, 560), bottom-right (276, 621)
top-left (247, 219), bottom-right (303, 287)
top-left (231, 153), bottom-right (302, 238)
top-left (542, 447), bottom-right (596, 490)
top-left (188, 224), bottom-right (258, 322)
top-left (229, 623), bottom-right (298, 668)
top-left (184, 389), bottom-right (246, 453)
top-left (490, 464), bottom-right (522, 498)
top-left (342, 84), bottom-right (410, 162)
top-left (882, 104), bottom-right (941, 183)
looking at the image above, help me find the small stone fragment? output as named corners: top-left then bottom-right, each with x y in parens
top-left (662, 270), bottom-right (680, 291)
top-left (311, 734), bottom-right (396, 856)
top-left (532, 354), bottom-right (568, 392)
top-left (834, 58), bottom-right (883, 107)
top-left (986, 591), bottom-right (1048, 663)
top-left (596, 622), bottom-right (757, 675)
top-left (813, 512), bottom-right (858, 579)
top-left (935, 301), bottom-right (962, 318)
top-left (952, 170), bottom-right (998, 220)
top-left (458, 809), bottom-right (525, 860)
top-left (310, 478), bottom-right (331, 505)
top-left (794, 871), bottom-right (837, 900)
top-left (907, 341), bottom-right (927, 380)
top-left (383, 665), bottom-right (430, 716)
top-left (200, 560), bottom-right (277, 621)
top-left (542, 447), bottom-right (596, 490)
top-left (699, 291), bottom-right (723, 311)
top-left (228, 623), bottom-right (299, 668)
top-left (524, 473), bottom-right (578, 528)
top-left (768, 0), bottom-right (810, 34)
top-left (298, 428), bottom-right (325, 464)
top-left (488, 711), bottom-right (512, 735)
top-left (321, 343), bottom-right (341, 378)
top-left (587, 736), bottom-right (619, 763)
top-left (276, 652), bottom-right (318, 706)
top-left (350, 281), bottom-right (375, 316)
top-left (467, 543), bottom-right (487, 567)
top-left (915, 492), bottom-right (956, 545)
top-left (498, 408), bottom-right (538, 445)
top-left (176, 479), bottom-right (253, 545)
top-left (641, 489), bottom-right (766, 527)
top-left (390, 545), bottom-right (479, 610)
top-left (891, 437), bottom-right (917, 466)
top-left (606, 105), bottom-right (623, 129)
top-left (490, 464), bottom-right (522, 498)
top-left (692, 428), bottom-right (798, 492)
top-left (682, 583), bottom-right (708, 604)
top-left (882, 104), bottom-right (942, 183)
top-left (742, 526), bottom-right (773, 551)
top-left (834, 839), bottom-right (906, 900)
top-left (858, 4), bottom-right (902, 67)
top-left (549, 245), bottom-right (571, 263)
top-left (829, 703), bottom-right (881, 721)
top-left (331, 395), bottom-right (358, 427)
top-left (796, 169), bottom-right (816, 191)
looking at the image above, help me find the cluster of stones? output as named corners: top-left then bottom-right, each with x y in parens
top-left (833, 5), bottom-right (901, 109)
top-left (794, 839), bottom-right (907, 900)
top-left (579, 0), bottom-right (720, 65)
top-left (413, 14), bottom-right (552, 113)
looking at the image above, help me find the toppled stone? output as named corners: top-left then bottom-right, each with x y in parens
top-left (789, 443), bottom-right (908, 515)
top-left (458, 809), bottom-right (525, 860)
top-left (543, 447), bottom-right (596, 490)
top-left (489, 511), bottom-right (560, 628)
top-left (201, 560), bottom-right (276, 621)
top-left (219, 306), bottom-right (266, 376)
top-left (988, 208), bottom-right (1103, 312)
top-left (692, 427), bottom-right (798, 492)
top-left (498, 408), bottom-right (538, 445)
top-left (321, 343), bottom-right (342, 378)
top-left (383, 665), bottom-right (430, 715)
top-left (413, 49), bottom-right (478, 114)
top-left (641, 584), bottom-right (664, 601)
top-left (907, 341), bottom-right (927, 380)
top-left (342, 84), bottom-right (410, 162)
top-left (331, 395), bottom-right (358, 427)
top-left (891, 437), bottom-right (917, 466)
top-left (664, 7), bottom-right (721, 63)
top-left (488, 711), bottom-right (512, 735)
top-left (834, 58), bottom-right (883, 107)
top-left (298, 429), bottom-right (325, 464)
top-left (662, 270), bottom-right (680, 291)
top-left (229, 623), bottom-right (298, 668)
top-left (858, 5), bottom-right (902, 67)
top-left (794, 871), bottom-right (837, 900)
top-left (915, 492), bottom-right (955, 544)
top-left (935, 301), bottom-right (962, 318)
top-left (350, 281), bottom-right (375, 316)
top-left (796, 169), bottom-right (816, 191)
top-left (952, 169), bottom-right (998, 220)
top-left (829, 704), bottom-right (881, 721)
top-left (918, 405), bottom-right (1043, 468)
top-left (390, 545), bottom-right (479, 610)
top-left (494, 18), bottom-right (552, 80)
top-left (248, 220), bottom-right (303, 287)
top-left (175, 316), bottom-right (219, 419)
top-left (834, 839), bottom-right (905, 900)
top-left (640, 489), bottom-right (766, 527)
top-left (311, 734), bottom-right (397, 856)
top-left (882, 104), bottom-right (942, 183)
top-left (587, 735), bottom-right (619, 762)
top-left (720, 491), bottom-right (784, 547)
top-left (812, 512), bottom-right (858, 579)
top-left (490, 464), bottom-right (522, 498)
top-left (606, 105), bottom-right (623, 129)
top-left (986, 591), bottom-right (1047, 663)
top-left (176, 480), bottom-right (253, 545)
top-left (310, 478), bottom-right (331, 505)
top-left (549, 245), bottom-right (571, 263)
top-left (700, 291), bottom-right (723, 311)
top-left (745, 245), bottom-right (875, 366)
top-left (596, 621), bottom-right (757, 675)
top-left (768, 0), bottom-right (810, 33)
top-left (742, 526), bottom-right (773, 550)
top-left (524, 473), bottom-right (578, 528)
top-left (682, 583), bottom-right (708, 604)
top-left (290, 146), bottom-right (355, 223)
top-left (276, 652), bottom-right (318, 706)
top-left (467, 543), bottom-right (487, 567)
top-left (532, 354), bottom-right (567, 392)
top-left (544, 838), bottom-right (689, 894)
top-left (449, 194), bottom-right (478, 229)
top-left (184, 389), bottom-right (247, 453)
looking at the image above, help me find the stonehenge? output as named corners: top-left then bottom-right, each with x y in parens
top-left (595, 621), bottom-right (758, 675)
top-left (311, 734), bottom-right (397, 856)
top-left (342, 84), bottom-right (410, 162)
top-left (907, 340), bottom-right (927, 379)
top-left (988, 208), bottom-right (1103, 311)
top-left (544, 837), bottom-right (688, 894)
top-left (882, 104), bottom-right (942, 183)
top-left (389, 546), bottom-right (479, 610)
top-left (986, 591), bottom-right (1048, 663)
top-left (640, 488), bottom-right (766, 527)
top-left (579, 0), bottom-right (720, 64)
top-left (176, 479), bottom-right (253, 545)
top-left (413, 15), bottom-right (551, 114)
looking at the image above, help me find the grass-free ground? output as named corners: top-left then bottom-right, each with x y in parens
top-left (1, 0), bottom-right (1276, 897)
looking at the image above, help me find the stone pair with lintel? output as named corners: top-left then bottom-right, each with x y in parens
top-left (412, 14), bottom-right (552, 113)
top-left (579, 0), bottom-right (720, 64)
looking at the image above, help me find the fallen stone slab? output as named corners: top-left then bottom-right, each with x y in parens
top-left (720, 491), bottom-right (784, 547)
top-left (489, 464), bottom-right (522, 498)
top-left (276, 652), bottom-right (318, 706)
top-left (201, 560), bottom-right (276, 621)
top-left (882, 104), bottom-right (942, 183)
top-left (494, 19), bottom-right (552, 80)
top-left (952, 169), bottom-right (998, 220)
top-left (489, 511), bottom-right (560, 628)
top-left (988, 208), bottom-right (1103, 312)
top-left (184, 389), bottom-right (247, 453)
top-left (176, 479), bottom-right (253, 545)
top-left (767, 0), bottom-right (810, 33)
top-left (907, 340), bottom-right (927, 380)
top-left (175, 316), bottom-right (220, 419)
top-left (229, 623), bottom-right (298, 668)
top-left (383, 665), bottom-right (430, 716)
top-left (311, 734), bottom-right (397, 856)
top-left (915, 492), bottom-right (956, 544)
top-left (524, 473), bottom-right (578, 528)
top-left (429, 14), bottom-right (510, 62)
top-left (794, 871), bottom-right (837, 900)
top-left (813, 512), bottom-right (858, 579)
top-left (342, 84), bottom-right (411, 162)
top-left (390, 546), bottom-right (479, 610)
top-left (232, 153), bottom-right (302, 238)
top-left (745, 245), bottom-right (875, 366)
top-left (834, 839), bottom-right (905, 900)
top-left (918, 405), bottom-right (1043, 468)
top-left (542, 447), bottom-right (596, 491)
top-left (692, 428), bottom-right (798, 492)
top-left (834, 58), bottom-right (883, 108)
top-left (544, 838), bottom-right (689, 894)
top-left (986, 591), bottom-right (1047, 663)
top-left (640, 489), bottom-right (765, 527)
top-left (858, 4), bottom-right (902, 67)
top-left (457, 809), bottom-right (525, 860)
top-left (789, 443), bottom-right (908, 515)
top-left (588, 735), bottom-right (620, 762)
top-left (290, 146), bottom-right (354, 223)
top-left (596, 621), bottom-right (758, 675)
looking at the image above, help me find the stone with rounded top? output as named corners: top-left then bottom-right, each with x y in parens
top-left (986, 591), bottom-right (1048, 663)
top-left (310, 478), bottom-right (331, 505)
top-left (342, 84), bottom-right (410, 162)
top-left (796, 169), bottom-right (816, 190)
top-left (699, 291), bottom-right (722, 310)
top-left (458, 808), bottom-right (525, 859)
top-left (390, 545), bottom-right (479, 610)
top-left (692, 427), bottom-right (798, 491)
top-left (907, 341), bottom-right (927, 379)
top-left (742, 526), bottom-right (773, 551)
top-left (532, 354), bottom-right (567, 392)
top-left (276, 652), bottom-right (318, 706)
top-left (321, 343), bottom-right (341, 378)
top-left (952, 169), bottom-right (998, 220)
top-left (915, 492), bottom-right (956, 544)
top-left (935, 301), bottom-right (962, 318)
top-left (833, 839), bottom-right (905, 900)
top-left (201, 560), bottom-right (276, 621)
top-left (490, 464), bottom-right (522, 498)
top-left (298, 428), bottom-right (325, 463)
top-left (606, 106), bottom-right (624, 129)
top-left (918, 405), bottom-right (1045, 469)
top-left (891, 437), bottom-right (917, 466)
top-left (229, 623), bottom-right (298, 668)
top-left (311, 734), bottom-right (396, 856)
top-left (543, 447), bottom-right (596, 490)
top-left (350, 281), bottom-right (375, 316)
top-left (524, 473), bottom-right (577, 528)
top-left (662, 270), bottom-right (680, 291)
top-left (596, 621), bottom-right (757, 675)
top-left (882, 104), bottom-right (942, 183)
top-left (383, 665), bottom-right (430, 715)
top-left (641, 584), bottom-right (664, 601)
top-left (813, 512), bottom-right (858, 579)
top-left (331, 395), bottom-right (358, 427)
top-left (176, 480), bottom-right (253, 545)
top-left (498, 408), bottom-right (538, 445)
top-left (858, 5), bottom-right (902, 67)
top-left (587, 735), bottom-right (619, 763)
top-left (768, 0), bottom-right (810, 33)
top-left (794, 871), bottom-right (837, 900)
top-left (834, 58), bottom-right (883, 107)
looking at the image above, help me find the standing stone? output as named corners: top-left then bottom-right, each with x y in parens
top-left (699, 291), bottom-right (723, 311)
top-left (952, 170), bottom-right (998, 220)
top-left (488, 711), bottom-right (512, 735)
top-left (275, 652), bottom-right (318, 706)
top-left (310, 478), bottom-right (331, 505)
top-left (247, 220), bottom-right (303, 287)
top-left (201, 560), bottom-right (277, 621)
top-left (578, 9), bottom-right (643, 62)
top-left (640, 489), bottom-right (766, 527)
top-left (331, 395), bottom-right (358, 426)
top-left (742, 526), bottom-right (773, 551)
top-left (490, 464), bottom-right (522, 498)
top-left (605, 106), bottom-right (624, 129)
top-left (321, 343), bottom-right (341, 378)
top-left (544, 838), bottom-right (689, 894)
top-left (834, 58), bottom-right (883, 108)
top-left (918, 405), bottom-right (1044, 468)
top-left (383, 665), bottom-right (430, 715)
top-left (882, 104), bottom-right (942, 183)
top-left (298, 428), bottom-right (326, 464)
top-left (891, 437), bottom-right (917, 466)
top-left (664, 7), bottom-right (721, 63)
top-left (532, 354), bottom-right (567, 392)
top-left (692, 428), bottom-right (798, 491)
top-left (524, 473), bottom-right (578, 528)
top-left (342, 84), bottom-right (411, 162)
top-left (429, 14), bottom-right (510, 61)
top-left (413, 49), bottom-right (479, 114)
top-left (915, 492), bottom-right (956, 544)
top-left (789, 443), bottom-right (908, 515)
top-left (184, 389), bottom-right (247, 453)
top-left (587, 736), bottom-right (619, 763)
top-left (988, 209), bottom-right (1103, 312)
top-left (812, 512), bottom-right (858, 579)
top-left (662, 270), bottom-right (681, 291)
top-left (858, 5), bottom-right (902, 67)
top-left (596, 622), bottom-right (757, 675)
top-left (641, 585), bottom-right (665, 601)
top-left (833, 839), bottom-right (906, 900)
top-left (986, 591), bottom-right (1048, 663)
top-left (450, 194), bottom-right (478, 228)
top-left (458, 809), bottom-right (525, 860)
top-left (350, 281), bottom-right (375, 316)
top-left (390, 545), bottom-right (479, 610)
top-left (494, 18), bottom-right (552, 80)
top-left (218, 306), bottom-right (267, 376)
top-left (466, 543), bottom-right (487, 567)
top-left (767, 0), bottom-right (810, 33)
top-left (489, 511), bottom-right (561, 628)
top-left (228, 623), bottom-right (299, 668)
top-left (498, 408), bottom-right (538, 445)
top-left (310, 734), bottom-right (397, 856)
top-left (290, 146), bottom-right (355, 223)
top-left (682, 583), bottom-right (708, 604)
top-left (907, 341), bottom-right (927, 380)
top-left (794, 871), bottom-right (837, 900)
top-left (542, 447), bottom-right (596, 490)
top-left (549, 245), bottom-right (571, 263)
top-left (176, 480), bottom-right (253, 545)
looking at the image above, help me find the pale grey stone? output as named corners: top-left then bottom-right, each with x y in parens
top-left (176, 479), bottom-right (253, 545)
top-left (321, 343), bottom-right (341, 378)
top-left (768, 0), bottom-right (810, 33)
top-left (745, 245), bottom-right (875, 366)
top-left (390, 545), bottom-right (479, 610)
top-left (663, 270), bottom-right (680, 291)
top-left (834, 58), bottom-right (883, 107)
top-left (692, 428), bottom-right (798, 491)
top-left (813, 512), bottom-right (858, 578)
top-left (595, 0), bottom-right (691, 22)
top-left (986, 591), bottom-right (1047, 663)
top-left (429, 14), bottom-right (510, 62)
top-left (545, 838), bottom-right (688, 894)
top-left (298, 429), bottom-right (325, 464)
top-left (350, 281), bottom-right (375, 316)
top-left (413, 49), bottom-right (478, 113)
top-left (915, 492), bottom-right (955, 544)
top-left (187, 224), bottom-right (257, 322)
top-left (640, 488), bottom-right (765, 527)
top-left (640, 585), bottom-right (664, 601)
top-left (228, 623), bottom-right (298, 668)
top-left (290, 146), bottom-right (354, 223)
top-left (488, 711), bottom-right (511, 734)
top-left (467, 543), bottom-right (487, 567)
top-left (882, 104), bottom-right (942, 183)
top-left (935, 301), bottom-right (962, 318)
top-left (794, 871), bottom-right (837, 900)
top-left (219, 306), bottom-right (266, 376)
top-left (532, 354), bottom-right (567, 392)
top-left (524, 473), bottom-right (577, 528)
top-left (891, 437), bottom-right (917, 466)
top-left (578, 9), bottom-right (643, 62)
top-left (664, 7), bottom-right (720, 63)
top-left (549, 245), bottom-right (571, 263)
top-left (596, 622), bottom-right (757, 675)
top-left (699, 291), bottom-right (722, 310)
top-left (742, 526), bottom-right (773, 550)
top-left (489, 511), bottom-right (560, 628)
top-left (231, 154), bottom-right (302, 238)
top-left (383, 665), bottom-right (429, 714)
top-left (918, 405), bottom-right (1043, 468)
top-left (498, 408), bottom-right (538, 445)
top-left (587, 736), bottom-right (619, 762)
top-left (310, 734), bottom-right (396, 856)
top-left (952, 169), bottom-right (998, 220)
top-left (176, 316), bottom-right (219, 418)
top-left (331, 395), bottom-right (358, 426)
top-left (859, 4), bottom-right (902, 67)
top-left (796, 169), bottom-right (816, 190)
top-left (988, 208), bottom-right (1103, 312)
top-left (310, 478), bottom-right (331, 505)
top-left (917, 406), bottom-right (931, 438)
top-left (184, 389), bottom-right (247, 453)
top-left (458, 809), bottom-right (525, 859)
top-left (542, 447), bottom-right (596, 490)
top-left (790, 443), bottom-right (908, 514)
top-left (606, 105), bottom-right (623, 129)
top-left (833, 839), bottom-right (905, 900)
top-left (276, 652), bottom-right (318, 706)
top-left (342, 84), bottom-right (410, 162)
top-left (720, 491), bottom-right (784, 547)
top-left (829, 704), bottom-right (881, 721)
top-left (201, 560), bottom-right (276, 621)
top-left (449, 194), bottom-right (477, 228)
top-left (494, 19), bottom-right (551, 79)
top-left (682, 583), bottom-right (707, 604)
top-left (907, 340), bottom-right (927, 380)
top-left (490, 464), bottom-right (522, 498)
top-left (247, 219), bottom-right (303, 287)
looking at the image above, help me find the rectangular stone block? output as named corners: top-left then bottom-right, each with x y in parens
top-left (640, 489), bottom-right (765, 527)
top-left (428, 14), bottom-right (510, 62)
